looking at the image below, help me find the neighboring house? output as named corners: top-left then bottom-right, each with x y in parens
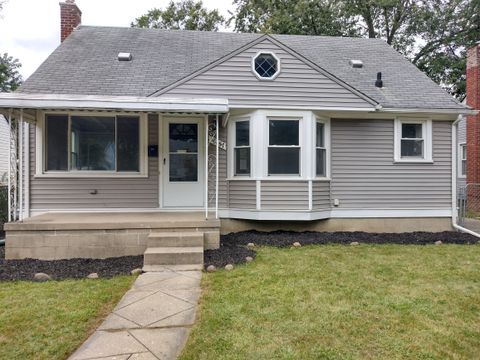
top-left (0, 1), bottom-right (476, 261)
top-left (0, 115), bottom-right (8, 184)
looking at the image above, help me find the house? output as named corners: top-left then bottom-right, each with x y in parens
top-left (0, 1), bottom-right (476, 263)
top-left (0, 115), bottom-right (8, 184)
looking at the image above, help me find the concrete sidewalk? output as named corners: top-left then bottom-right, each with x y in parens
top-left (69, 270), bottom-right (202, 360)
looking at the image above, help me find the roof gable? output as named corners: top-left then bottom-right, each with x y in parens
top-left (159, 38), bottom-right (375, 109)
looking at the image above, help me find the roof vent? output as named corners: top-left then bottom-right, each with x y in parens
top-left (375, 72), bottom-right (383, 88)
top-left (118, 52), bottom-right (132, 61)
top-left (349, 59), bottom-right (363, 68)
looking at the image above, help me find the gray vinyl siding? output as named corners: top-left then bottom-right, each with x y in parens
top-left (261, 181), bottom-right (309, 210)
top-left (0, 116), bottom-right (8, 184)
top-left (208, 117), bottom-right (228, 208)
top-left (312, 181), bottom-right (330, 209)
top-left (29, 115), bottom-right (159, 210)
top-left (228, 180), bottom-right (256, 209)
top-left (330, 119), bottom-right (452, 209)
top-left (457, 117), bottom-right (466, 190)
top-left (161, 39), bottom-right (372, 109)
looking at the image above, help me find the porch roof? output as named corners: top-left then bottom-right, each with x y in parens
top-left (0, 93), bottom-right (229, 114)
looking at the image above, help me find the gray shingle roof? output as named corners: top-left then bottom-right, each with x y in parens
top-left (19, 26), bottom-right (465, 110)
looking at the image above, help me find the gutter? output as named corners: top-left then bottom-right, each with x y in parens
top-left (451, 117), bottom-right (480, 238)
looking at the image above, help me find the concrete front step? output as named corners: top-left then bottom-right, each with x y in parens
top-left (147, 232), bottom-right (204, 247)
top-left (144, 246), bottom-right (203, 266)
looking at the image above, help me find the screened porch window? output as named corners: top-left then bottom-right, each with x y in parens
top-left (45, 114), bottom-right (140, 172)
top-left (268, 119), bottom-right (300, 175)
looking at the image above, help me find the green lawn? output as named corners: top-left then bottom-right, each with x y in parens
top-left (0, 276), bottom-right (135, 360)
top-left (181, 245), bottom-right (480, 360)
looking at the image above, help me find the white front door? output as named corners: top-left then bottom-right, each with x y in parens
top-left (162, 117), bottom-right (205, 207)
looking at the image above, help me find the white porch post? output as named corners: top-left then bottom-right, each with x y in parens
top-left (205, 115), bottom-right (209, 219)
top-left (19, 109), bottom-right (23, 221)
top-left (24, 121), bottom-right (30, 219)
top-left (215, 114), bottom-right (219, 219)
top-left (7, 109), bottom-right (12, 222)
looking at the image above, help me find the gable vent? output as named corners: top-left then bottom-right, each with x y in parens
top-left (349, 59), bottom-right (363, 68)
top-left (118, 52), bottom-right (132, 61)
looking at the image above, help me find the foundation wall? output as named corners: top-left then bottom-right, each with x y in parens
top-left (220, 217), bottom-right (453, 235)
top-left (6, 227), bottom-right (220, 260)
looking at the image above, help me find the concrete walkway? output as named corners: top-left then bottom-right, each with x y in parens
top-left (69, 270), bottom-right (202, 360)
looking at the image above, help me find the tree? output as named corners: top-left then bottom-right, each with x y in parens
top-left (132, 0), bottom-right (225, 31)
top-left (0, 53), bottom-right (22, 92)
top-left (232, 0), bottom-right (480, 99)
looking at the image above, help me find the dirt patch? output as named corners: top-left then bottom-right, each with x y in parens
top-left (221, 230), bottom-right (479, 248)
top-left (0, 246), bottom-right (143, 281)
top-left (204, 246), bottom-right (255, 269)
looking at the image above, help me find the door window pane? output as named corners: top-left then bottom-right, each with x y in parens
top-left (268, 148), bottom-right (300, 175)
top-left (170, 154), bottom-right (198, 182)
top-left (169, 124), bottom-right (198, 152)
top-left (70, 116), bottom-right (115, 171)
top-left (117, 116), bottom-right (139, 171)
top-left (235, 148), bottom-right (250, 175)
top-left (401, 139), bottom-right (423, 157)
top-left (235, 121), bottom-right (249, 146)
top-left (269, 120), bottom-right (299, 145)
top-left (45, 115), bottom-right (68, 171)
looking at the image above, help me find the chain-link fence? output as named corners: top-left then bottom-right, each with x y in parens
top-left (457, 183), bottom-right (480, 233)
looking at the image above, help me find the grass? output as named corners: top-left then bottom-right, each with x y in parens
top-left (181, 244), bottom-right (480, 360)
top-left (0, 276), bottom-right (135, 360)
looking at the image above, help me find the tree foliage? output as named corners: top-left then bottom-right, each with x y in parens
top-left (233, 0), bottom-right (480, 99)
top-left (0, 53), bottom-right (22, 92)
top-left (132, 0), bottom-right (225, 31)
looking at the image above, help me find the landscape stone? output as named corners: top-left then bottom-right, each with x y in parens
top-left (131, 268), bottom-right (143, 275)
top-left (435, 240), bottom-right (442, 245)
top-left (33, 273), bottom-right (51, 282)
top-left (246, 256), bottom-right (253, 262)
top-left (247, 242), bottom-right (255, 249)
top-left (87, 273), bottom-right (99, 279)
top-left (350, 242), bottom-right (360, 246)
top-left (293, 242), bottom-right (301, 247)
top-left (206, 265), bottom-right (216, 273)
top-left (225, 264), bottom-right (234, 271)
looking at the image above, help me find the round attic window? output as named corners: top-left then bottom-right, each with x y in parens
top-left (252, 52), bottom-right (280, 80)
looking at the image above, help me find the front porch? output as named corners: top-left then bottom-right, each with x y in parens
top-left (4, 211), bottom-right (220, 261)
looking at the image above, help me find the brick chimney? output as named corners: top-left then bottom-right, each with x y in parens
top-left (466, 42), bottom-right (480, 185)
top-left (60, 0), bottom-right (82, 42)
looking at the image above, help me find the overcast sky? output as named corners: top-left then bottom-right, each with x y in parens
top-left (0, 0), bottom-right (234, 79)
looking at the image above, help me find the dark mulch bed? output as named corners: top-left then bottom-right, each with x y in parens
top-left (204, 246), bottom-right (255, 269)
top-left (221, 230), bottom-right (480, 247)
top-left (0, 246), bottom-right (143, 281)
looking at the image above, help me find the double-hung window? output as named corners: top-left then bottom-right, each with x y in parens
top-left (459, 143), bottom-right (466, 177)
top-left (268, 119), bottom-right (300, 175)
top-left (234, 120), bottom-right (251, 175)
top-left (316, 121), bottom-right (327, 177)
top-left (44, 114), bottom-right (143, 174)
top-left (394, 118), bottom-right (432, 162)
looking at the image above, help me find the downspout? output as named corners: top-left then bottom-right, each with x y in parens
top-left (451, 117), bottom-right (480, 237)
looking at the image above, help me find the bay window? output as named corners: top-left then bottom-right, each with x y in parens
top-left (316, 121), bottom-right (326, 177)
top-left (43, 113), bottom-right (143, 174)
top-left (268, 119), bottom-right (300, 175)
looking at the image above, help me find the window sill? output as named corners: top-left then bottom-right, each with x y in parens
top-left (34, 172), bottom-right (149, 179)
top-left (393, 159), bottom-right (433, 164)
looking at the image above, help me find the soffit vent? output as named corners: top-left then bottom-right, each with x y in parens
top-left (118, 52), bottom-right (132, 61)
top-left (349, 59), bottom-right (363, 68)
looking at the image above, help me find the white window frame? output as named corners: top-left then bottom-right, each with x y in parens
top-left (233, 119), bottom-right (251, 176)
top-left (251, 51), bottom-right (281, 81)
top-left (394, 118), bottom-right (433, 163)
top-left (35, 110), bottom-right (148, 178)
top-left (314, 117), bottom-right (330, 179)
top-left (228, 116), bottom-right (252, 178)
top-left (267, 117), bottom-right (301, 177)
top-left (459, 143), bottom-right (466, 178)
